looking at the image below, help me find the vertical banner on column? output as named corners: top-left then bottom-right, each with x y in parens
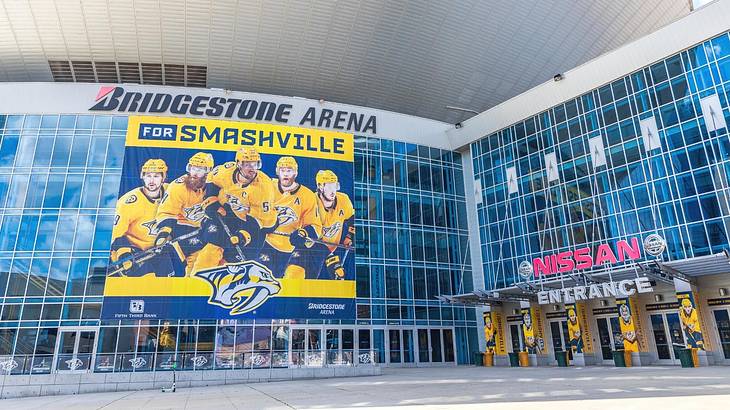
top-left (521, 306), bottom-right (545, 354)
top-left (677, 292), bottom-right (705, 350)
top-left (483, 311), bottom-right (507, 355)
top-left (101, 116), bottom-right (355, 320)
top-left (565, 303), bottom-right (583, 353)
top-left (576, 302), bottom-right (593, 353)
top-left (616, 298), bottom-right (639, 351)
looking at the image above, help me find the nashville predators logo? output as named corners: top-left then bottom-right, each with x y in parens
top-left (275, 206), bottom-right (297, 226)
top-left (195, 261), bottom-right (281, 315)
top-left (225, 193), bottom-right (249, 214)
top-left (321, 222), bottom-right (342, 239)
top-left (141, 220), bottom-right (157, 235)
top-left (183, 203), bottom-right (206, 222)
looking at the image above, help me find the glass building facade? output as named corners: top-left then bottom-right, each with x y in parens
top-left (0, 113), bottom-right (476, 374)
top-left (472, 30), bottom-right (730, 290)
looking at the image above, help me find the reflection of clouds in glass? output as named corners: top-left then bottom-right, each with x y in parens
top-left (53, 215), bottom-right (76, 250)
top-left (30, 258), bottom-right (50, 278)
top-left (100, 174), bottom-right (121, 209)
top-left (49, 258), bottom-right (70, 280)
top-left (35, 216), bottom-right (58, 251)
top-left (74, 215), bottom-right (95, 250)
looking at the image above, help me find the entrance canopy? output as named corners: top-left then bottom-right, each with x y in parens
top-left (443, 252), bottom-right (730, 306)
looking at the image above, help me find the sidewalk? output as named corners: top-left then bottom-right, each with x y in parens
top-left (3, 365), bottom-right (730, 409)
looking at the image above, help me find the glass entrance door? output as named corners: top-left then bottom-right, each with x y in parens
top-left (54, 328), bottom-right (97, 372)
top-left (509, 323), bottom-right (524, 353)
top-left (291, 326), bottom-right (355, 367)
top-left (290, 327), bottom-right (322, 366)
top-left (548, 320), bottom-right (572, 362)
top-left (650, 312), bottom-right (686, 364)
top-left (596, 317), bottom-right (623, 363)
top-left (415, 328), bottom-right (455, 365)
top-left (712, 309), bottom-right (730, 360)
top-left (325, 327), bottom-right (355, 365)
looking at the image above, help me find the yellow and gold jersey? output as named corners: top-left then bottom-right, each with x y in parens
top-left (317, 192), bottom-right (354, 248)
top-left (207, 161), bottom-right (238, 192)
top-left (219, 172), bottom-right (278, 228)
top-left (156, 176), bottom-right (206, 228)
top-left (567, 319), bottom-right (581, 342)
top-left (523, 324), bottom-right (535, 347)
top-left (484, 325), bottom-right (495, 343)
top-left (680, 309), bottom-right (700, 332)
top-left (266, 182), bottom-right (321, 253)
top-left (112, 186), bottom-right (165, 250)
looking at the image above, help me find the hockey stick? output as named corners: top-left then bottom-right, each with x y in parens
top-left (269, 230), bottom-right (353, 251)
top-left (107, 228), bottom-right (201, 277)
top-left (213, 212), bottom-right (247, 261)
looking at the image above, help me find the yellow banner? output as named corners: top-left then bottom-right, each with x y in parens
top-left (104, 276), bottom-right (354, 299)
top-left (483, 311), bottom-right (507, 355)
top-left (126, 116), bottom-right (354, 162)
top-left (617, 297), bottom-right (640, 352)
top-left (677, 291), bottom-right (706, 350)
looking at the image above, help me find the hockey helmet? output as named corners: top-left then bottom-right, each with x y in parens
top-left (235, 147), bottom-right (262, 169)
top-left (140, 158), bottom-right (168, 179)
top-left (187, 152), bottom-right (214, 173)
top-left (316, 169), bottom-right (340, 190)
top-left (276, 156), bottom-right (298, 174)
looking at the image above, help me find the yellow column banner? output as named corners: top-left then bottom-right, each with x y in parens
top-left (483, 311), bottom-right (507, 355)
top-left (677, 291), bottom-right (706, 350)
top-left (521, 306), bottom-right (545, 354)
top-left (616, 297), bottom-right (642, 352)
top-left (565, 302), bottom-right (593, 354)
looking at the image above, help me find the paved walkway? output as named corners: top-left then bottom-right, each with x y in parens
top-left (3, 365), bottom-right (730, 409)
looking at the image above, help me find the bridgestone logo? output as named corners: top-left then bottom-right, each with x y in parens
top-left (308, 303), bottom-right (345, 310)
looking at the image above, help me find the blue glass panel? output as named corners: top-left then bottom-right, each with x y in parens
top-left (0, 174), bottom-right (10, 209)
top-left (81, 174), bottom-right (102, 208)
top-left (69, 135), bottom-right (90, 167)
top-left (15, 215), bottom-right (39, 251)
top-left (35, 214), bottom-right (58, 251)
top-left (23, 115), bottom-right (40, 129)
top-left (54, 214), bottom-right (77, 251)
top-left (50, 136), bottom-right (72, 167)
top-left (76, 116), bottom-right (93, 129)
top-left (24, 173), bottom-right (47, 208)
top-left (14, 134), bottom-right (37, 167)
top-left (62, 175), bottom-right (83, 208)
top-left (87, 136), bottom-right (109, 167)
top-left (0, 215), bottom-right (21, 251)
top-left (0, 133), bottom-right (19, 166)
top-left (67, 258), bottom-right (90, 296)
top-left (92, 215), bottom-right (114, 251)
top-left (43, 174), bottom-right (64, 208)
top-left (7, 174), bottom-right (29, 208)
top-left (58, 115), bottom-right (76, 129)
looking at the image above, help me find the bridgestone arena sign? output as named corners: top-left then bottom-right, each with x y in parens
top-left (90, 86), bottom-right (377, 134)
top-left (537, 277), bottom-right (654, 305)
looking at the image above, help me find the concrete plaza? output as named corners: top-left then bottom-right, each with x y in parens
top-left (3, 365), bottom-right (730, 409)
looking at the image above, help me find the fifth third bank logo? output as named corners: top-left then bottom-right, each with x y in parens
top-left (129, 300), bottom-right (145, 313)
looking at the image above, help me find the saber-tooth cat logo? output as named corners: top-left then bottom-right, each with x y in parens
top-left (195, 261), bottom-right (281, 315)
top-left (90, 86), bottom-right (377, 133)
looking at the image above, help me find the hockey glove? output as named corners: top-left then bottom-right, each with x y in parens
top-left (155, 226), bottom-right (173, 247)
top-left (289, 228), bottom-right (313, 248)
top-left (112, 247), bottom-right (134, 275)
top-left (229, 229), bottom-right (252, 246)
top-left (203, 198), bottom-right (224, 218)
top-left (343, 225), bottom-right (355, 247)
top-left (325, 253), bottom-right (345, 279)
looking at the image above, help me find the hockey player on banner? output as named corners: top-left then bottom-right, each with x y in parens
top-left (259, 156), bottom-right (322, 279)
top-left (311, 170), bottom-right (354, 279)
top-left (194, 147), bottom-right (279, 271)
top-left (109, 159), bottom-right (178, 277)
top-left (155, 152), bottom-right (215, 276)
